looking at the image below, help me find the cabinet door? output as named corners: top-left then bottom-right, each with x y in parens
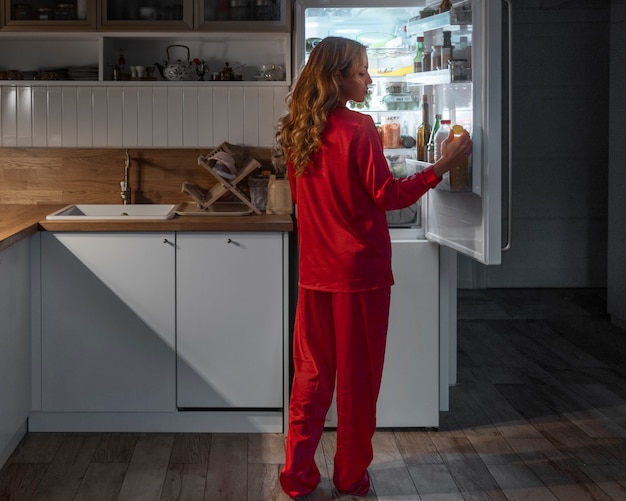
top-left (40, 232), bottom-right (176, 412)
top-left (99, 0), bottom-right (193, 30)
top-left (3, 0), bottom-right (96, 29)
top-left (0, 238), bottom-right (31, 463)
top-left (196, 0), bottom-right (289, 31)
top-left (176, 232), bottom-right (284, 409)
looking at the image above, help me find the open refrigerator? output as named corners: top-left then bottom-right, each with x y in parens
top-left (293, 0), bottom-right (509, 427)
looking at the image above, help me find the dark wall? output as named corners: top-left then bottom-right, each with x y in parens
top-left (460, 0), bottom-right (611, 288)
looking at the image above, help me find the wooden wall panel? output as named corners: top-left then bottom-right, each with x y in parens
top-left (0, 147), bottom-right (275, 205)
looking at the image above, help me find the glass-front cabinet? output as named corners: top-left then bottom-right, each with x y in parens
top-left (100, 0), bottom-right (193, 30)
top-left (195, 0), bottom-right (288, 31)
top-left (4, 0), bottom-right (97, 28)
top-left (1, 0), bottom-right (289, 30)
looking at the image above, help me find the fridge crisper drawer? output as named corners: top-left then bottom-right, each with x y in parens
top-left (386, 203), bottom-right (420, 227)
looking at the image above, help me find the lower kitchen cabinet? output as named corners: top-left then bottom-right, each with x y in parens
top-left (38, 232), bottom-right (176, 412)
top-left (176, 232), bottom-right (285, 409)
top-left (377, 239), bottom-right (439, 428)
top-left (32, 230), bottom-right (288, 432)
top-left (0, 237), bottom-right (32, 467)
top-left (324, 239), bottom-right (440, 429)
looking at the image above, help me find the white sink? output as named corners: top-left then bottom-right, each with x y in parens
top-left (46, 204), bottom-right (178, 221)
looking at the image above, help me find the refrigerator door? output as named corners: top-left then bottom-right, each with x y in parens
top-left (424, 0), bottom-right (502, 265)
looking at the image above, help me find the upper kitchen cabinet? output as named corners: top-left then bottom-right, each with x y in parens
top-left (99, 0), bottom-right (194, 31)
top-left (195, 0), bottom-right (289, 31)
top-left (2, 0), bottom-right (97, 30)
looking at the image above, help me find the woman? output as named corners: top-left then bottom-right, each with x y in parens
top-left (276, 36), bottom-right (472, 498)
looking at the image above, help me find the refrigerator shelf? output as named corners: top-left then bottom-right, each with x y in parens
top-left (406, 8), bottom-right (472, 37)
top-left (406, 69), bottom-right (472, 86)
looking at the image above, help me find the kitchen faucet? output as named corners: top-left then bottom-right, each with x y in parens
top-left (121, 150), bottom-right (131, 204)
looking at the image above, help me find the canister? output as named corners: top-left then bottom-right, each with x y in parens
top-left (381, 116), bottom-right (402, 149)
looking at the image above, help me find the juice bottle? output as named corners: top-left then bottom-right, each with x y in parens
top-left (445, 124), bottom-right (470, 190)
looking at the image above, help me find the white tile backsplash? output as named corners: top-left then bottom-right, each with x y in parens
top-left (1, 87), bottom-right (17, 147)
top-left (32, 87), bottom-right (48, 147)
top-left (47, 87), bottom-right (63, 147)
top-left (0, 84), bottom-right (288, 148)
top-left (17, 87), bottom-right (33, 147)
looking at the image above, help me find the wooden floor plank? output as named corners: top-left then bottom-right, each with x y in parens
top-left (408, 463), bottom-right (463, 500)
top-left (486, 464), bottom-right (559, 501)
top-left (580, 464), bottom-right (626, 500)
top-left (368, 432), bottom-right (417, 499)
top-left (247, 433), bottom-right (286, 465)
top-left (117, 434), bottom-right (174, 501)
top-left (0, 463), bottom-right (49, 501)
top-left (204, 434), bottom-right (248, 500)
top-left (30, 433), bottom-right (101, 501)
top-left (8, 433), bottom-right (65, 463)
top-left (159, 463), bottom-right (207, 501)
top-left (463, 429), bottom-right (518, 466)
top-left (73, 463), bottom-right (127, 501)
top-left (394, 431), bottom-right (442, 466)
top-left (505, 437), bottom-right (614, 501)
top-left (429, 434), bottom-right (508, 501)
top-left (91, 433), bottom-right (140, 463)
top-left (169, 434), bottom-right (210, 465)
top-left (247, 463), bottom-right (291, 501)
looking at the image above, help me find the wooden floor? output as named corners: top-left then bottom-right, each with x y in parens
top-left (1, 288), bottom-right (625, 500)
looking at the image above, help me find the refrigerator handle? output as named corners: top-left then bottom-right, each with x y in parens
top-left (502, 0), bottom-right (513, 252)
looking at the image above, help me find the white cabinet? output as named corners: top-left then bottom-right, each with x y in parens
top-left (377, 239), bottom-right (439, 428)
top-left (324, 238), bottom-right (439, 429)
top-left (176, 232), bottom-right (285, 409)
top-left (39, 232), bottom-right (176, 412)
top-left (0, 237), bottom-right (32, 467)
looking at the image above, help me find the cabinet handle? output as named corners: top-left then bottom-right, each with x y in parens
top-left (163, 238), bottom-right (174, 246)
top-left (227, 238), bottom-right (241, 246)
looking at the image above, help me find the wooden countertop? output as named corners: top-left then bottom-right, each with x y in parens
top-left (0, 204), bottom-right (294, 253)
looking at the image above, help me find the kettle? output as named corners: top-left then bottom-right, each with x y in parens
top-left (154, 45), bottom-right (196, 81)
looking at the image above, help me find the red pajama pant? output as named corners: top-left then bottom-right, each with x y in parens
top-left (280, 286), bottom-right (391, 498)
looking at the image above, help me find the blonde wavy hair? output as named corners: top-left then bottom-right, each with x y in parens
top-left (276, 37), bottom-right (367, 176)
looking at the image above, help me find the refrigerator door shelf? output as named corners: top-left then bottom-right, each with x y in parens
top-left (406, 9), bottom-right (471, 36)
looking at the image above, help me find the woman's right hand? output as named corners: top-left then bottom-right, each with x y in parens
top-left (432, 129), bottom-right (473, 180)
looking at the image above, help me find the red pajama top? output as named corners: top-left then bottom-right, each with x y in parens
top-left (288, 103), bottom-right (440, 293)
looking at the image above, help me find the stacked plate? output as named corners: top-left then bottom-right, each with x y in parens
top-left (68, 65), bottom-right (99, 81)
